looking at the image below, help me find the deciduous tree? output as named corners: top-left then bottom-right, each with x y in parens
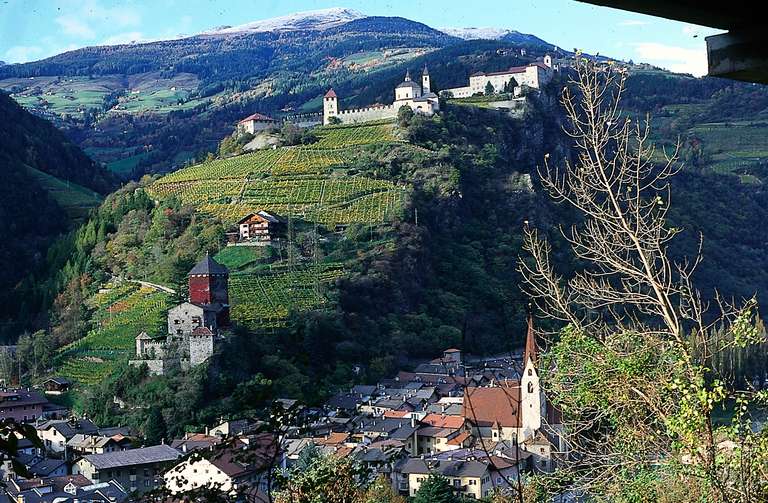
top-left (520, 57), bottom-right (768, 502)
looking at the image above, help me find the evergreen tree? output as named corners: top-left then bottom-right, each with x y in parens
top-left (413, 474), bottom-right (458, 503)
top-left (144, 406), bottom-right (167, 445)
top-left (484, 81), bottom-right (495, 96)
top-left (294, 442), bottom-right (321, 472)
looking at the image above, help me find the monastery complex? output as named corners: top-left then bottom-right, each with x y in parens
top-left (323, 66), bottom-right (439, 125)
top-left (322, 56), bottom-right (554, 125)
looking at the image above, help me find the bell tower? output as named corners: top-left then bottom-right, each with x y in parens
top-left (323, 89), bottom-right (339, 125)
top-left (520, 310), bottom-right (544, 441)
top-left (422, 65), bottom-right (431, 94)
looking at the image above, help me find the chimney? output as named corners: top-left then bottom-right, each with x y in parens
top-left (410, 416), bottom-right (416, 428)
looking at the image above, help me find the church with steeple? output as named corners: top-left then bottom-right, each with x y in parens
top-left (323, 65), bottom-right (439, 125)
top-left (462, 311), bottom-right (566, 471)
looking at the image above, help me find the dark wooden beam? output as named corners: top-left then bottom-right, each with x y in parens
top-left (706, 30), bottom-right (768, 84)
top-left (575, 0), bottom-right (753, 30)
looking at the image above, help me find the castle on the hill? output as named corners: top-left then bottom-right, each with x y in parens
top-left (130, 254), bottom-right (230, 375)
top-left (442, 55), bottom-right (554, 98)
top-left (323, 65), bottom-right (439, 125)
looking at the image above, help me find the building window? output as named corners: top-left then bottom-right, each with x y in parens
top-left (528, 382), bottom-right (534, 393)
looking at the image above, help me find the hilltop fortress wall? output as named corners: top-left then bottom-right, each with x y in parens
top-left (337, 104), bottom-right (398, 124)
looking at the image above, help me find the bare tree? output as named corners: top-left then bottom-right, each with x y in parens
top-left (519, 57), bottom-right (768, 502)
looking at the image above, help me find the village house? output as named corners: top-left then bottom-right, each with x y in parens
top-left (66, 433), bottom-right (133, 457)
top-left (170, 432), bottom-right (222, 453)
top-left (36, 418), bottom-right (100, 454)
top-left (442, 55), bottom-right (554, 98)
top-left (400, 457), bottom-right (505, 499)
top-left (323, 65), bottom-right (439, 125)
top-left (415, 413), bottom-right (469, 454)
top-left (237, 112), bottom-right (277, 134)
top-left (1, 474), bottom-right (128, 503)
top-left (0, 388), bottom-right (48, 423)
top-left (351, 417), bottom-right (419, 453)
top-left (41, 377), bottom-right (72, 395)
top-left (226, 211), bottom-right (286, 245)
top-left (73, 444), bottom-right (181, 495)
top-left (164, 434), bottom-right (276, 497)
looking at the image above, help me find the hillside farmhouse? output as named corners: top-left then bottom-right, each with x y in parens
top-left (442, 55), bottom-right (554, 98)
top-left (226, 210), bottom-right (286, 245)
top-left (237, 112), bottom-right (277, 134)
top-left (130, 254), bottom-right (229, 375)
top-left (323, 65), bottom-right (439, 125)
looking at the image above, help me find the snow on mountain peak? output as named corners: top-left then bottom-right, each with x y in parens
top-left (440, 27), bottom-right (512, 40)
top-left (203, 8), bottom-right (366, 35)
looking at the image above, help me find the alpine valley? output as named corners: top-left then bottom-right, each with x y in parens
top-left (2, 7), bottom-right (768, 501)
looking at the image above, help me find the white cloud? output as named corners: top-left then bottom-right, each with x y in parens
top-left (618, 20), bottom-right (649, 27)
top-left (55, 15), bottom-right (96, 39)
top-left (79, 0), bottom-right (141, 27)
top-left (4, 45), bottom-right (44, 63)
top-left (633, 42), bottom-right (708, 76)
top-left (101, 32), bottom-right (145, 46)
top-left (52, 1), bottom-right (141, 44)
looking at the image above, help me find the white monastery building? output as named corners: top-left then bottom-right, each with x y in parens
top-left (443, 55), bottom-right (554, 98)
top-left (323, 65), bottom-right (439, 125)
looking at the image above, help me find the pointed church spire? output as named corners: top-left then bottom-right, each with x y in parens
top-left (524, 305), bottom-right (537, 366)
top-left (404, 69), bottom-right (411, 81)
top-left (422, 64), bottom-right (429, 76)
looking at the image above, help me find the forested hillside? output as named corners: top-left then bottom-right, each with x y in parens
top-left (0, 93), bottom-right (116, 339)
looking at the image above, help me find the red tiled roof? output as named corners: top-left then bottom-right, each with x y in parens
top-left (446, 431), bottom-right (471, 446)
top-left (383, 410), bottom-right (410, 418)
top-left (315, 432), bottom-right (349, 446)
top-left (324, 88), bottom-right (337, 98)
top-left (421, 413), bottom-right (464, 429)
top-left (238, 112), bottom-right (275, 123)
top-left (524, 313), bottom-right (537, 366)
top-left (462, 384), bottom-right (521, 428)
top-left (192, 326), bottom-right (214, 336)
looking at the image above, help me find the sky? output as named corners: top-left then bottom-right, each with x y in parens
top-left (0, 0), bottom-right (723, 76)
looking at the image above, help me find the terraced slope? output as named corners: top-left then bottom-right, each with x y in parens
top-left (147, 121), bottom-right (406, 227)
top-left (55, 283), bottom-right (170, 385)
top-left (53, 121), bottom-right (408, 383)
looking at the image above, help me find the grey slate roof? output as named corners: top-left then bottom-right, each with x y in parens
top-left (396, 80), bottom-right (422, 90)
top-left (256, 210), bottom-right (282, 223)
top-left (351, 385), bottom-right (377, 396)
top-left (43, 377), bottom-right (72, 386)
top-left (82, 444), bottom-right (180, 470)
top-left (400, 458), bottom-right (489, 478)
top-left (40, 419), bottom-right (99, 439)
top-left (28, 457), bottom-right (67, 477)
top-left (187, 254), bottom-right (229, 276)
